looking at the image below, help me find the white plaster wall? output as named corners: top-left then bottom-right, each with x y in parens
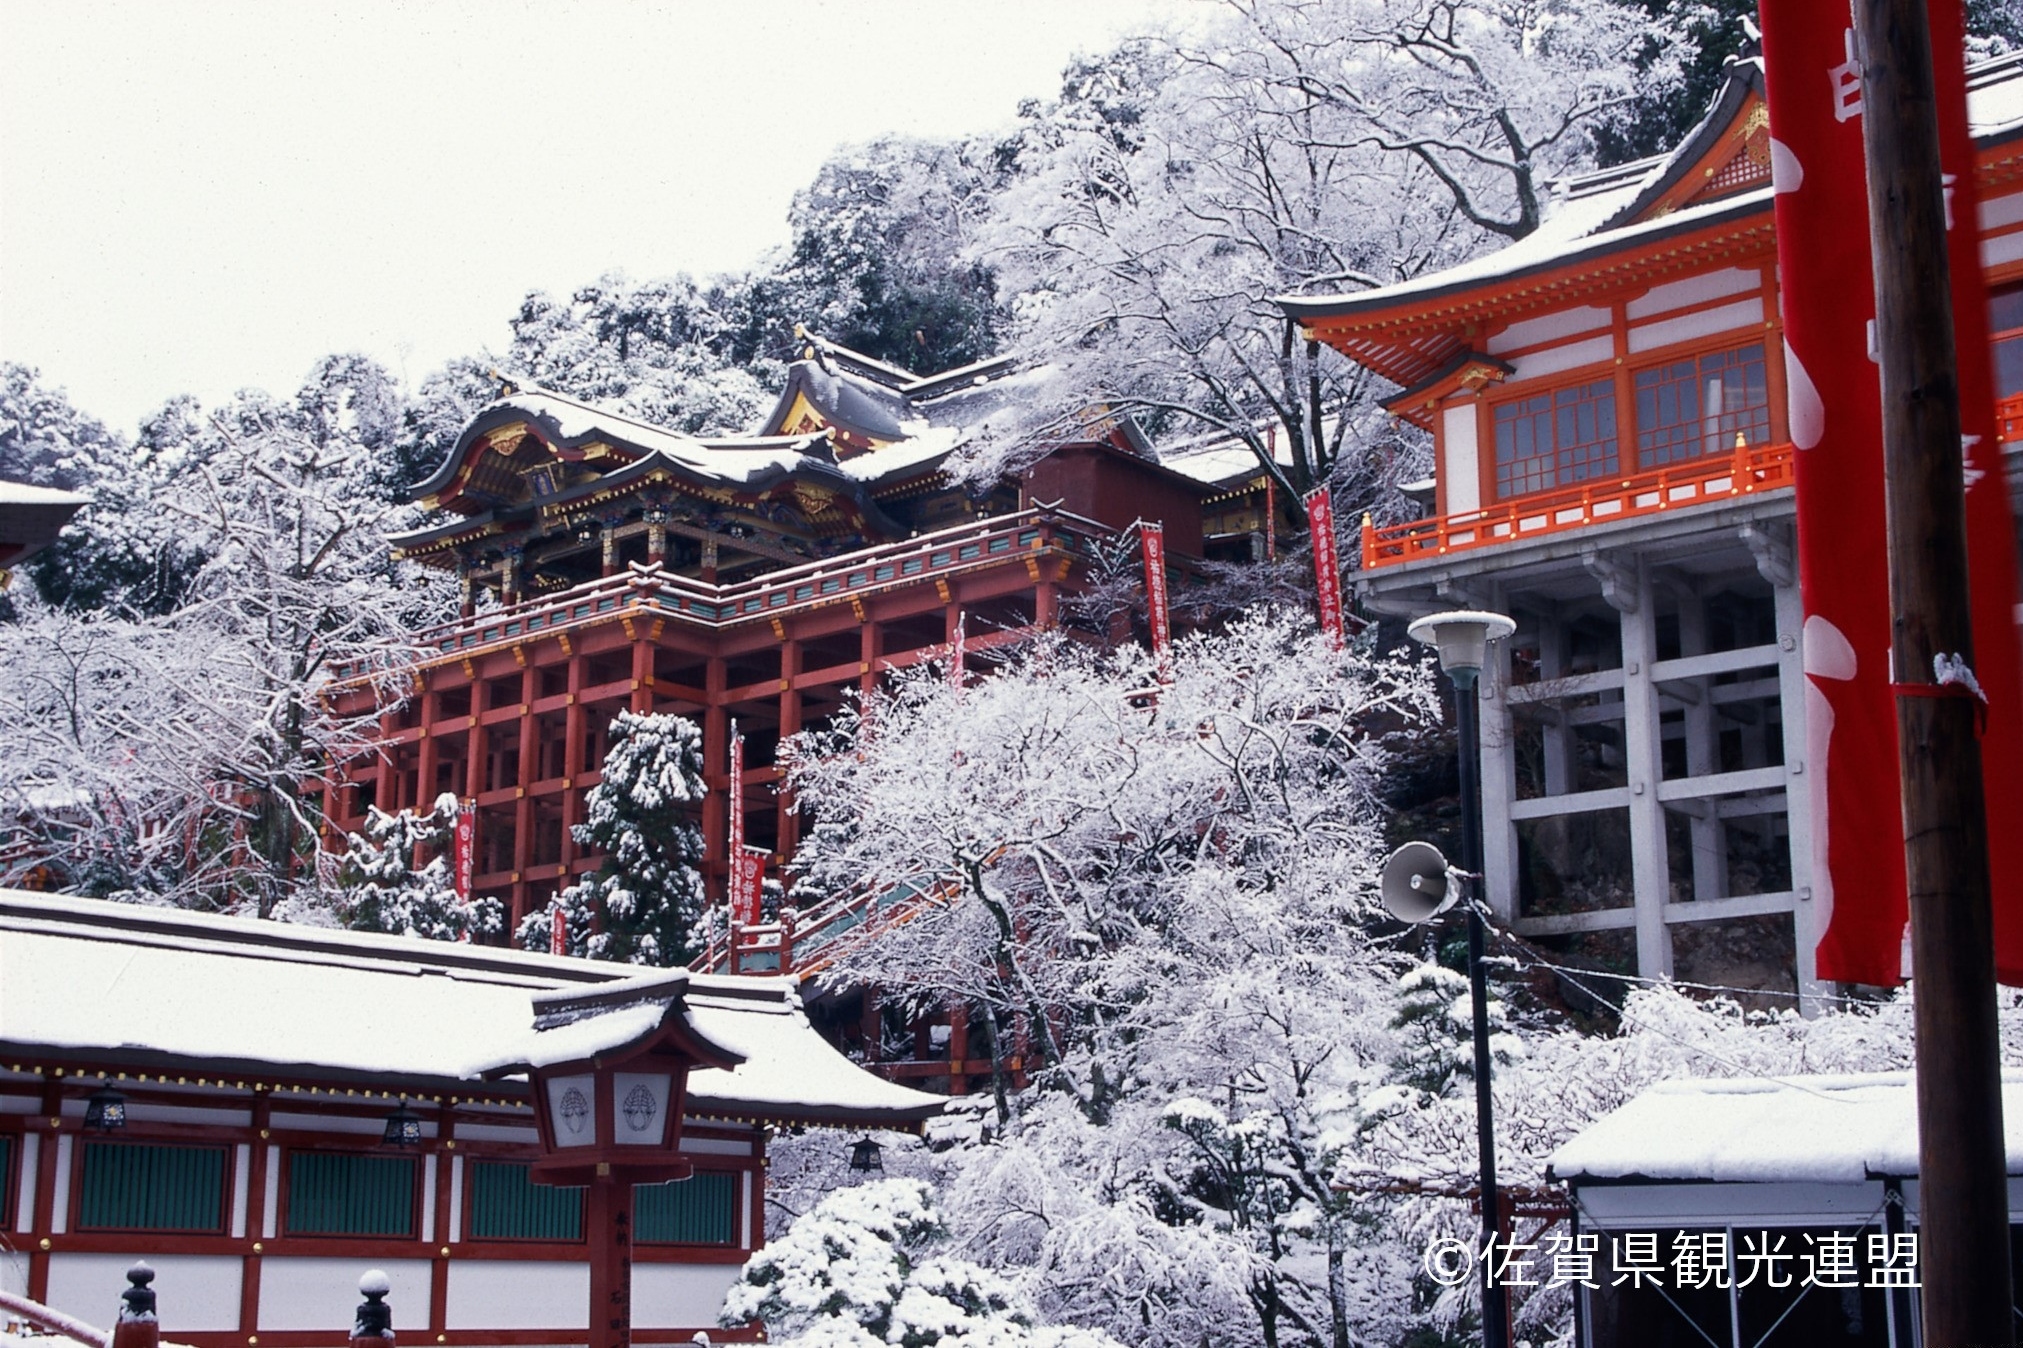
top-left (48, 1136), bottom-right (71, 1234)
top-left (46, 1253), bottom-right (243, 1332)
top-left (446, 1259), bottom-right (587, 1330)
top-left (1509, 334), bottom-right (1614, 381)
top-left (633, 1264), bottom-right (740, 1330)
top-left (15, 1134), bottom-right (37, 1234)
top-left (679, 1137), bottom-right (753, 1157)
top-left (260, 1145), bottom-right (279, 1240)
top-left (1486, 304), bottom-right (1610, 354)
top-left (452, 1122), bottom-right (541, 1145)
top-left (1627, 296), bottom-right (1765, 353)
top-left (257, 1256), bottom-right (431, 1332)
top-left (1625, 265), bottom-right (1761, 320)
top-left (1984, 232), bottom-right (2023, 268)
top-left (0, 1251), bottom-right (27, 1298)
top-left (229, 1145), bottom-right (249, 1239)
top-left (1979, 189), bottom-right (2023, 231)
top-left (1441, 405), bottom-right (1481, 514)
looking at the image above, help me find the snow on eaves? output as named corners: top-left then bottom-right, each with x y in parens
top-left (0, 890), bottom-right (944, 1126)
top-left (1548, 1070), bottom-right (2023, 1185)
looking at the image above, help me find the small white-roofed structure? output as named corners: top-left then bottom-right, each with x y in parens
top-left (1546, 1072), bottom-right (2023, 1348)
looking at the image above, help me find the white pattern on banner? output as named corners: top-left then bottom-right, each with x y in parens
top-left (1304, 487), bottom-right (1343, 651)
top-left (1141, 521), bottom-right (1170, 677)
top-left (452, 800), bottom-right (475, 901)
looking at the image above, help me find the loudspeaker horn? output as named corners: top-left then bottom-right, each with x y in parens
top-left (1379, 841), bottom-right (1460, 923)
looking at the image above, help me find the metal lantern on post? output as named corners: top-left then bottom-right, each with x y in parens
top-left (1401, 608), bottom-right (1515, 1348)
top-left (491, 972), bottom-right (745, 1348)
top-left (848, 1137), bottom-right (884, 1172)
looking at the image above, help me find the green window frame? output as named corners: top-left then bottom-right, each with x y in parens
top-left (468, 1160), bottom-right (583, 1241)
top-left (77, 1141), bottom-right (227, 1233)
top-left (634, 1171), bottom-right (738, 1246)
top-left (285, 1151), bottom-right (417, 1237)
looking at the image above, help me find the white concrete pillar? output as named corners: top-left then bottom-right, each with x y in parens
top-left (1617, 558), bottom-right (1674, 980)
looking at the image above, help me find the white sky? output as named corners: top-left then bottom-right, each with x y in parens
top-left (0, 0), bottom-right (1195, 433)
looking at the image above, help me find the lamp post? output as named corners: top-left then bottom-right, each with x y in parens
top-left (1406, 609), bottom-right (1515, 1348)
top-left (504, 974), bottom-right (744, 1348)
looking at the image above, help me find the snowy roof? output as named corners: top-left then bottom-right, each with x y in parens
top-left (1279, 50), bottom-right (2023, 375)
top-left (0, 478), bottom-right (89, 568)
top-left (0, 890), bottom-right (945, 1128)
top-left (1548, 1071), bottom-right (2023, 1186)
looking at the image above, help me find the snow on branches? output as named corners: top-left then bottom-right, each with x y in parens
top-left (723, 1178), bottom-right (1122, 1348)
top-left (334, 792), bottom-right (502, 942)
top-left (515, 710), bottom-right (708, 966)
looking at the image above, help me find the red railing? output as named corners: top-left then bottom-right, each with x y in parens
top-left (1362, 440), bottom-right (1795, 570)
top-left (693, 873), bottom-right (960, 979)
top-left (333, 506), bottom-right (1120, 682)
top-left (1999, 392), bottom-right (2023, 445)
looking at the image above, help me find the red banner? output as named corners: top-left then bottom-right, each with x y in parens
top-left (732, 847), bottom-right (766, 927)
top-left (1761, 0), bottom-right (2023, 984)
top-left (1141, 522), bottom-right (1170, 674)
top-left (451, 800), bottom-right (475, 902)
top-left (948, 612), bottom-right (966, 690)
top-left (549, 901), bottom-right (566, 957)
top-left (1304, 486), bottom-right (1344, 651)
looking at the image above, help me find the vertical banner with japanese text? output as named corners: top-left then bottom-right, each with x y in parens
top-left (1305, 486), bottom-right (1344, 651)
top-left (1140, 522), bottom-right (1171, 675)
top-left (549, 902), bottom-right (566, 957)
top-left (452, 800), bottom-right (475, 902)
top-left (1761, 0), bottom-right (2023, 983)
top-left (728, 724), bottom-right (761, 925)
top-left (948, 612), bottom-right (966, 691)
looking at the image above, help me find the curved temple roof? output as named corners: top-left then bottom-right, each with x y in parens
top-left (0, 890), bottom-right (946, 1129)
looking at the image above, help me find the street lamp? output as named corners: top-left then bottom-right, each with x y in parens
top-left (491, 971), bottom-right (745, 1348)
top-left (1402, 608), bottom-right (1514, 1348)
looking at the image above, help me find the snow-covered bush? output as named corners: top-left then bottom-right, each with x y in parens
top-left (515, 711), bottom-right (707, 965)
top-left (723, 1178), bottom-right (1120, 1348)
top-left (334, 792), bottom-right (503, 942)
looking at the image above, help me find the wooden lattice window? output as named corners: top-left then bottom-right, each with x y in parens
top-left (1634, 344), bottom-right (1772, 469)
top-left (1494, 381), bottom-right (1620, 498)
top-left (77, 1142), bottom-right (227, 1233)
top-left (634, 1171), bottom-right (737, 1246)
top-left (468, 1160), bottom-right (583, 1241)
top-left (285, 1152), bottom-right (417, 1237)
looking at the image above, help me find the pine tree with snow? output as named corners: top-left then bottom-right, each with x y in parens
top-left (335, 792), bottom-right (502, 942)
top-left (515, 711), bottom-right (707, 966)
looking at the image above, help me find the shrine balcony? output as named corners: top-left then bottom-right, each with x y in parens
top-left (1362, 390), bottom-right (2023, 572)
top-left (331, 506), bottom-right (1125, 684)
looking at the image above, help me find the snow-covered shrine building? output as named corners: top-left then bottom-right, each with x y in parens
top-left (0, 889), bottom-right (943, 1346)
top-left (1281, 52), bottom-right (2023, 1008)
top-left (1547, 1070), bottom-right (2023, 1345)
top-left (321, 336), bottom-right (1243, 1087)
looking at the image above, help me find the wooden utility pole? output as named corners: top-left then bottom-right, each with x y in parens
top-left (1853, 0), bottom-right (2016, 1343)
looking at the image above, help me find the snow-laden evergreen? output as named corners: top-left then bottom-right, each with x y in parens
top-left (516, 711), bottom-right (708, 966)
top-left (333, 792), bottom-right (503, 942)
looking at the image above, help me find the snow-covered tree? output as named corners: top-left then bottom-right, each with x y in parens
top-left (333, 792), bottom-right (504, 941)
top-left (515, 711), bottom-right (707, 966)
top-left (967, 1), bottom-right (1694, 514)
top-left (723, 1177), bottom-right (1122, 1348)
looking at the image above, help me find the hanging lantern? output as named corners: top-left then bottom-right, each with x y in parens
top-left (84, 1084), bottom-right (127, 1132)
top-left (848, 1137), bottom-right (884, 1172)
top-left (382, 1099), bottom-right (424, 1148)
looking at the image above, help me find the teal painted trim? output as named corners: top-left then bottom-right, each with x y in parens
top-left (634, 1171), bottom-right (736, 1245)
top-left (470, 1161), bottom-right (584, 1241)
top-left (78, 1142), bottom-right (226, 1232)
top-left (285, 1152), bottom-right (417, 1237)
